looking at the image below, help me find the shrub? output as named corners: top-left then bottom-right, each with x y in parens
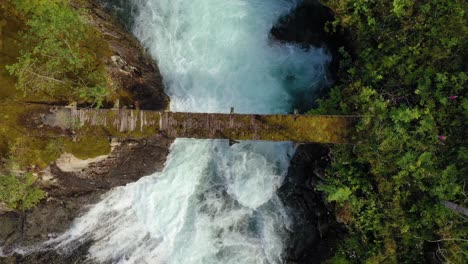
top-left (6, 0), bottom-right (110, 106)
top-left (0, 173), bottom-right (46, 211)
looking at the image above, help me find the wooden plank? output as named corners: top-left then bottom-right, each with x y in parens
top-left (38, 108), bottom-right (361, 144)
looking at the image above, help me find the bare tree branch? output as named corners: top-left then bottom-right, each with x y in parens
top-left (441, 201), bottom-right (468, 217)
top-left (26, 69), bottom-right (65, 84)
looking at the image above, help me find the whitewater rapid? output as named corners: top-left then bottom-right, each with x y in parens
top-left (47, 0), bottom-right (331, 263)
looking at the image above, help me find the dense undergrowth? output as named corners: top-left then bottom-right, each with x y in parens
top-left (311, 0), bottom-right (467, 262)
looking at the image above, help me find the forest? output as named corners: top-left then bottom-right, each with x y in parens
top-left (311, 0), bottom-right (467, 262)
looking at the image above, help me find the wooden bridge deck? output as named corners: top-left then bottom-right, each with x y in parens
top-left (38, 108), bottom-right (361, 144)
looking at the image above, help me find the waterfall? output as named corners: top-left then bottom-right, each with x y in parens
top-left (48, 0), bottom-right (331, 263)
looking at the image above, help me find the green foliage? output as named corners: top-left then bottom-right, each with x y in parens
top-left (7, 136), bottom-right (111, 170)
top-left (0, 173), bottom-right (46, 211)
top-left (8, 137), bottom-right (64, 169)
top-left (317, 184), bottom-right (352, 204)
top-left (315, 0), bottom-right (468, 262)
top-left (63, 136), bottom-right (111, 160)
top-left (6, 0), bottom-right (110, 105)
top-left (8, 0), bottom-right (65, 16)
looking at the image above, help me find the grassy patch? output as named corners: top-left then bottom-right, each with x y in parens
top-left (63, 136), bottom-right (111, 160)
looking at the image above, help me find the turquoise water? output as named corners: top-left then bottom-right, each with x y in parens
top-left (48, 1), bottom-right (330, 263)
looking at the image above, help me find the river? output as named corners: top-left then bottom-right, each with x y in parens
top-left (49, 0), bottom-right (330, 263)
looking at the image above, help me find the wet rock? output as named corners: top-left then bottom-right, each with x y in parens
top-left (279, 144), bottom-right (345, 264)
top-left (271, 0), bottom-right (335, 49)
top-left (271, 0), bottom-right (348, 110)
top-left (11, 241), bottom-right (94, 264)
top-left (84, 0), bottom-right (169, 111)
top-left (0, 213), bottom-right (22, 250)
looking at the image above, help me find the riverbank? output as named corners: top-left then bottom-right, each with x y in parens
top-left (1, 0), bottom-right (172, 259)
top-left (279, 144), bottom-right (345, 263)
top-left (1, 0), bottom-right (346, 263)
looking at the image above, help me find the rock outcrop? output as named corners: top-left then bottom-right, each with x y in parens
top-left (279, 144), bottom-right (344, 263)
top-left (83, 0), bottom-right (169, 110)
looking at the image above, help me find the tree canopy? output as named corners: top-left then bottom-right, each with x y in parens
top-left (311, 0), bottom-right (467, 262)
top-left (6, 0), bottom-right (110, 106)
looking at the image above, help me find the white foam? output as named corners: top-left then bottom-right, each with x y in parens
top-left (45, 0), bottom-right (331, 263)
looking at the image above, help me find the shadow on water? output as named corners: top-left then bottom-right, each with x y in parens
top-left (271, 0), bottom-right (348, 112)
